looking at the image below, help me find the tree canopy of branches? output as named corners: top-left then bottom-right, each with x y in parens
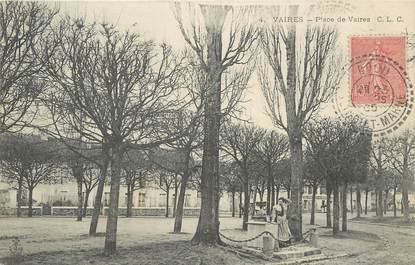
top-left (221, 122), bottom-right (265, 230)
top-left (41, 17), bottom-right (189, 254)
top-left (303, 155), bottom-right (324, 225)
top-left (305, 116), bottom-right (371, 235)
top-left (150, 108), bottom-right (203, 232)
top-left (220, 161), bottom-right (241, 217)
top-left (173, 3), bottom-right (257, 244)
top-left (122, 150), bottom-right (152, 218)
top-left (258, 6), bottom-right (342, 239)
top-left (0, 134), bottom-right (58, 217)
top-left (385, 130), bottom-right (415, 221)
top-left (0, 1), bottom-right (57, 133)
top-left (255, 130), bottom-right (288, 214)
top-left (82, 165), bottom-right (99, 217)
top-left (369, 138), bottom-right (391, 218)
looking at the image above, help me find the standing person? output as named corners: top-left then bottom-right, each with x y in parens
top-left (272, 197), bottom-right (292, 243)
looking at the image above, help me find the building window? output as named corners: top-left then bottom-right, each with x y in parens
top-left (104, 192), bottom-right (110, 207)
top-left (60, 190), bottom-right (68, 201)
top-left (308, 186), bottom-right (312, 195)
top-left (184, 194), bottom-right (191, 207)
top-left (159, 193), bottom-right (166, 207)
top-left (303, 200), bottom-right (308, 209)
top-left (138, 193), bottom-right (146, 207)
top-left (320, 186), bottom-right (326, 195)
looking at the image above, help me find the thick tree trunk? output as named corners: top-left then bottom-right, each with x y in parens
top-left (342, 185), bottom-right (347, 232)
top-left (349, 186), bottom-right (353, 214)
top-left (384, 190), bottom-right (388, 215)
top-left (275, 185), bottom-right (279, 204)
top-left (377, 189), bottom-right (383, 218)
top-left (126, 185), bottom-right (134, 218)
top-left (271, 182), bottom-right (275, 208)
top-left (165, 187), bottom-right (170, 218)
top-left (239, 188), bottom-right (242, 218)
top-left (393, 186), bottom-right (397, 217)
top-left (365, 188), bottom-right (368, 215)
top-left (266, 169), bottom-right (271, 215)
top-left (326, 185), bottom-right (332, 228)
top-left (402, 184), bottom-right (410, 221)
top-left (259, 187), bottom-right (264, 203)
top-left (174, 167), bottom-right (190, 233)
top-left (310, 184), bottom-right (317, 225)
top-left (104, 145), bottom-right (123, 255)
top-left (76, 176), bottom-right (83, 221)
top-left (333, 184), bottom-right (340, 235)
top-left (89, 158), bottom-right (108, 236)
top-left (83, 189), bottom-right (91, 217)
top-left (251, 184), bottom-right (257, 218)
top-left (191, 5), bottom-right (229, 245)
top-left (356, 185), bottom-right (361, 218)
top-left (173, 174), bottom-right (178, 218)
top-left (242, 180), bottom-right (250, 231)
top-left (231, 190), bottom-right (235, 217)
top-left (284, 5), bottom-right (303, 241)
top-left (16, 178), bottom-right (22, 217)
top-left (28, 188), bottom-right (33, 217)
top-left (402, 140), bottom-right (410, 221)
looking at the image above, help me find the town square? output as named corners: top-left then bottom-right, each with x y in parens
top-left (0, 1), bottom-right (415, 264)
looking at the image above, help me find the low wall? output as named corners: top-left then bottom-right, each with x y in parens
top-left (104, 207), bottom-right (168, 216)
top-left (0, 207), bottom-right (42, 216)
top-left (0, 206), bottom-right (232, 217)
top-left (102, 207), bottom-right (205, 217)
top-left (51, 207), bottom-right (95, 216)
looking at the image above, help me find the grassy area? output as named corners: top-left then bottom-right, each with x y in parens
top-left (351, 216), bottom-right (415, 226)
top-left (0, 217), bottom-right (269, 265)
top-left (0, 214), bottom-right (389, 265)
top-left (1, 240), bottom-right (267, 265)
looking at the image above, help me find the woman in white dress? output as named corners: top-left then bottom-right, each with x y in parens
top-left (272, 197), bottom-right (292, 242)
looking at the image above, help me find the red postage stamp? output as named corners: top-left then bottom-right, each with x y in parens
top-left (350, 36), bottom-right (406, 105)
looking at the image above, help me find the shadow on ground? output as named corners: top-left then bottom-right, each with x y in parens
top-left (0, 240), bottom-right (267, 265)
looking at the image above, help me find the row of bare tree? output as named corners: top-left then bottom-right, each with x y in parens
top-left (0, 0), bottom-right (346, 248)
top-left (2, 1), bottom-right (413, 254)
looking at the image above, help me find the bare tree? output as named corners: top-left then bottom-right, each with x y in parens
top-left (221, 162), bottom-right (240, 217)
top-left (173, 3), bottom-right (257, 244)
top-left (221, 123), bottom-right (265, 230)
top-left (256, 130), bottom-right (288, 214)
top-left (82, 166), bottom-right (99, 217)
top-left (303, 156), bottom-right (324, 225)
top-left (69, 157), bottom-right (85, 221)
top-left (152, 109), bottom-right (204, 232)
top-left (369, 139), bottom-right (390, 218)
top-left (385, 130), bottom-right (415, 221)
top-left (258, 6), bottom-right (342, 239)
top-left (41, 17), bottom-right (188, 255)
top-left (0, 134), bottom-right (58, 217)
top-left (305, 116), bottom-right (371, 235)
top-left (0, 1), bottom-right (57, 133)
top-left (154, 170), bottom-right (176, 218)
top-left (122, 150), bottom-right (152, 217)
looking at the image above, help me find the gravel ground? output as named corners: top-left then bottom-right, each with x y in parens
top-left (306, 212), bottom-right (415, 265)
top-left (0, 213), bottom-right (414, 264)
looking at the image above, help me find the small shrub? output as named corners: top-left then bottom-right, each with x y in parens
top-left (8, 237), bottom-right (23, 264)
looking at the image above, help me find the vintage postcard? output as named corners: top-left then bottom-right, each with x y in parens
top-left (0, 0), bottom-right (414, 264)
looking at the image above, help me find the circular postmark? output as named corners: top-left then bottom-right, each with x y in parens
top-left (334, 54), bottom-right (414, 137)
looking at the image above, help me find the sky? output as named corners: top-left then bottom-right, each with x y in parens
top-left (48, 0), bottom-right (415, 135)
